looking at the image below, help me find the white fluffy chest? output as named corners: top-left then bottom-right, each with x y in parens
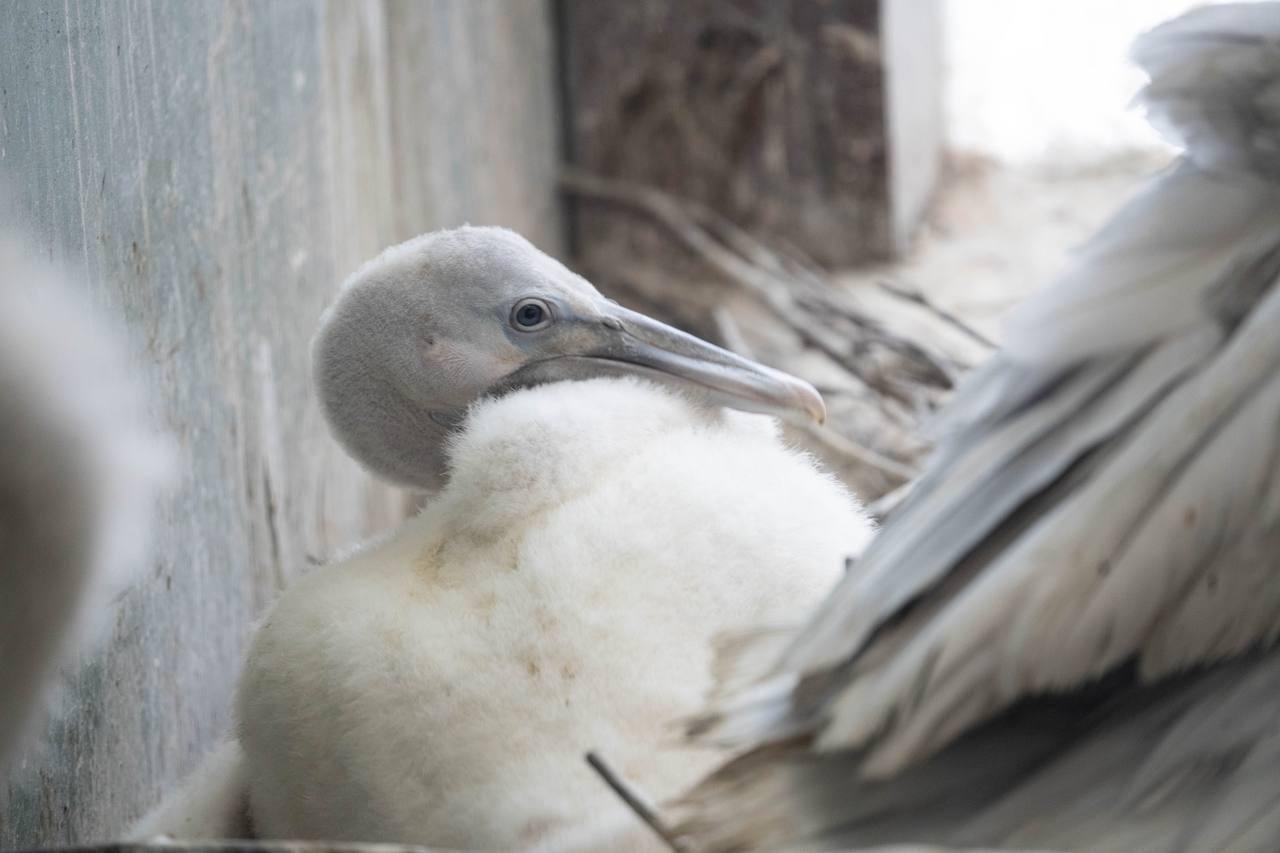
top-left (238, 382), bottom-right (871, 849)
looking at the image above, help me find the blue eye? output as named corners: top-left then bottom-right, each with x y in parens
top-left (511, 298), bottom-right (553, 331)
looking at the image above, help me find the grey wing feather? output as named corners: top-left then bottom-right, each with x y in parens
top-left (678, 5), bottom-right (1280, 851)
top-left (1001, 166), bottom-right (1280, 365)
top-left (694, 21), bottom-right (1280, 755)
top-left (1133, 3), bottom-right (1280, 179)
top-left (695, 284), bottom-right (1271, 750)
top-left (677, 652), bottom-right (1280, 853)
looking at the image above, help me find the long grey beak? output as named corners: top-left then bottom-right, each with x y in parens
top-left (507, 303), bottom-right (826, 425)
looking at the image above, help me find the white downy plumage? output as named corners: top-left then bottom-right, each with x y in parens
top-left (139, 227), bottom-right (872, 849)
top-left (242, 377), bottom-right (868, 849)
top-left (0, 237), bottom-right (168, 768)
top-left (677, 5), bottom-right (1280, 852)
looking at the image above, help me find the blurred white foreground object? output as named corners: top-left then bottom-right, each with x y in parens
top-left (0, 237), bottom-right (168, 768)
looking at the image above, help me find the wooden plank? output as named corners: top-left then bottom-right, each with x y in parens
top-left (884, 0), bottom-right (944, 253)
top-left (384, 0), bottom-right (563, 252)
top-left (0, 1), bottom-right (561, 845)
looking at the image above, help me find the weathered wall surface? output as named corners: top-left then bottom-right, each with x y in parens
top-left (560, 0), bottom-right (893, 268)
top-left (558, 0), bottom-right (943, 269)
top-left (0, 1), bottom-right (560, 846)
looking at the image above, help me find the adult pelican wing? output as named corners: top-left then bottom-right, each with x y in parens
top-left (675, 5), bottom-right (1280, 851)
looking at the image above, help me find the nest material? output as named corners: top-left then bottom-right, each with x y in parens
top-left (561, 0), bottom-right (893, 268)
top-left (562, 171), bottom-right (993, 502)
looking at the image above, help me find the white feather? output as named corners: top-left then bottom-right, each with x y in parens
top-left (128, 739), bottom-right (251, 840)
top-left (236, 378), bottom-right (871, 849)
top-left (0, 237), bottom-right (170, 766)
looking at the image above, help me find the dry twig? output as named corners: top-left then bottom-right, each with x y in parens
top-left (712, 306), bottom-right (918, 483)
top-left (585, 752), bottom-right (686, 852)
top-left (876, 279), bottom-right (997, 350)
top-left (562, 169), bottom-right (964, 495)
top-left (561, 170), bottom-right (962, 407)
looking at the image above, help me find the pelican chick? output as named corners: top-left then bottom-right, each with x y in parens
top-left (232, 227), bottom-right (873, 849)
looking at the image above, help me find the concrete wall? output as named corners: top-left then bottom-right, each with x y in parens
top-left (0, 1), bottom-right (560, 846)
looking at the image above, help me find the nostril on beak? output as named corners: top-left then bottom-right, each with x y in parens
top-left (602, 317), bottom-right (625, 331)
